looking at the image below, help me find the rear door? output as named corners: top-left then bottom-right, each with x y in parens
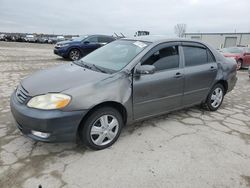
top-left (181, 42), bottom-right (218, 106)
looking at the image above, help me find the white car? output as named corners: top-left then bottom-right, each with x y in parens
top-left (25, 35), bottom-right (36, 43)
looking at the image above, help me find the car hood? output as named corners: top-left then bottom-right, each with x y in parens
top-left (21, 63), bottom-right (109, 96)
top-left (222, 53), bottom-right (240, 58)
top-left (56, 40), bottom-right (79, 45)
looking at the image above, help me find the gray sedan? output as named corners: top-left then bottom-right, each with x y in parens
top-left (249, 66), bottom-right (250, 78)
top-left (10, 36), bottom-right (237, 150)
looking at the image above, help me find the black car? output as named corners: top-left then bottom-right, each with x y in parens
top-left (54, 35), bottom-right (115, 60)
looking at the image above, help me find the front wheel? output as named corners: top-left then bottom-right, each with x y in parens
top-left (237, 60), bottom-right (243, 70)
top-left (203, 83), bottom-right (225, 111)
top-left (79, 107), bottom-right (123, 150)
top-left (69, 49), bottom-right (81, 61)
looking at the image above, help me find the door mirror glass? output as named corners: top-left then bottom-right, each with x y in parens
top-left (136, 65), bottom-right (155, 75)
top-left (84, 41), bottom-right (90, 44)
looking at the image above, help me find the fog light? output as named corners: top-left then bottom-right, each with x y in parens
top-left (31, 130), bottom-right (50, 138)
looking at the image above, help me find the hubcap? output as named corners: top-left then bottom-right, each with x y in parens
top-left (70, 50), bottom-right (80, 60)
top-left (90, 115), bottom-right (119, 146)
top-left (211, 88), bottom-right (223, 108)
top-left (237, 61), bottom-right (242, 69)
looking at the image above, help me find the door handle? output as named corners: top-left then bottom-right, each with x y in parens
top-left (174, 72), bottom-right (182, 78)
top-left (210, 66), bottom-right (216, 71)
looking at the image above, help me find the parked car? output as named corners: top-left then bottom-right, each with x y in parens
top-left (15, 35), bottom-right (26, 42)
top-left (54, 35), bottom-right (115, 60)
top-left (10, 37), bottom-right (237, 150)
top-left (56, 36), bottom-right (65, 42)
top-left (0, 34), bottom-right (7, 41)
top-left (36, 36), bottom-right (49, 43)
top-left (25, 35), bottom-right (37, 43)
top-left (220, 47), bottom-right (250, 69)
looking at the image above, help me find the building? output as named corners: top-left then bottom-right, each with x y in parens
top-left (184, 32), bottom-right (250, 49)
top-left (134, 31), bottom-right (150, 37)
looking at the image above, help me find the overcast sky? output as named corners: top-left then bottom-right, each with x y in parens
top-left (0, 0), bottom-right (250, 37)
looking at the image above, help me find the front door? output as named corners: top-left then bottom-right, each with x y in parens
top-left (81, 36), bottom-right (100, 55)
top-left (133, 43), bottom-right (184, 120)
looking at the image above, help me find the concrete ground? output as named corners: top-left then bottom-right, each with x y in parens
top-left (0, 41), bottom-right (250, 188)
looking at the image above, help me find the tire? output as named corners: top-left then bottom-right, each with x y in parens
top-left (203, 83), bottom-right (225, 111)
top-left (237, 60), bottom-right (243, 70)
top-left (69, 49), bottom-right (81, 61)
top-left (79, 107), bottom-right (123, 150)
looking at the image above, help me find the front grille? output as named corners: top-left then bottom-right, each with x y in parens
top-left (16, 85), bottom-right (30, 104)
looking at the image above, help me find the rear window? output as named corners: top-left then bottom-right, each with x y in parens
top-left (98, 36), bottom-right (114, 43)
top-left (183, 46), bottom-right (215, 67)
top-left (183, 46), bottom-right (207, 66)
top-left (221, 47), bottom-right (243, 54)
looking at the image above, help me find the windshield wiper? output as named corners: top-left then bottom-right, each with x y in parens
top-left (73, 60), bottom-right (92, 70)
top-left (74, 60), bottom-right (108, 73)
top-left (90, 64), bottom-right (107, 73)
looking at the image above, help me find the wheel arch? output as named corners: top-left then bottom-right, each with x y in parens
top-left (67, 47), bottom-right (82, 57)
top-left (77, 101), bottom-right (128, 132)
top-left (215, 80), bottom-right (228, 94)
top-left (237, 58), bottom-right (243, 62)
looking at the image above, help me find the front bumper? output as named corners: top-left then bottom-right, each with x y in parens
top-left (54, 48), bottom-right (68, 58)
top-left (10, 93), bottom-right (87, 142)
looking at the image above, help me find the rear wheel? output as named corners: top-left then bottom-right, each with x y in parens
top-left (203, 83), bottom-right (225, 111)
top-left (69, 49), bottom-right (81, 61)
top-left (237, 60), bottom-right (243, 70)
top-left (79, 107), bottom-right (123, 150)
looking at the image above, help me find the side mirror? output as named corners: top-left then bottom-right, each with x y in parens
top-left (136, 65), bottom-right (155, 75)
top-left (83, 41), bottom-right (90, 44)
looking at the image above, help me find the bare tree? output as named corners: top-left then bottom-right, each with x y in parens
top-left (174, 24), bottom-right (187, 38)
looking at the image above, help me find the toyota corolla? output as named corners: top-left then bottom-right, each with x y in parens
top-left (10, 36), bottom-right (237, 150)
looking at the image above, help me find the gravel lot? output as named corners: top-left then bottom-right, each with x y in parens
top-left (0, 41), bottom-right (250, 188)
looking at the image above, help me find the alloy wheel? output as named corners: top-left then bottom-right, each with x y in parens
top-left (210, 88), bottom-right (223, 108)
top-left (90, 115), bottom-right (119, 146)
top-left (70, 50), bottom-right (80, 61)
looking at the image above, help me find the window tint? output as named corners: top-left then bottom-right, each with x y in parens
top-left (87, 37), bottom-right (98, 43)
top-left (207, 49), bottom-right (215, 62)
top-left (98, 36), bottom-right (114, 43)
top-left (142, 46), bottom-right (179, 71)
top-left (183, 46), bottom-right (208, 66)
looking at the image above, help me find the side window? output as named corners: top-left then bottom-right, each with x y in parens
top-left (207, 49), bottom-right (215, 62)
top-left (87, 37), bottom-right (98, 43)
top-left (183, 46), bottom-right (208, 66)
top-left (98, 37), bottom-right (114, 43)
top-left (105, 37), bottom-right (114, 43)
top-left (142, 46), bottom-right (179, 71)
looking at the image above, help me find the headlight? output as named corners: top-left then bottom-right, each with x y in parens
top-left (27, 93), bottom-right (71, 110)
top-left (57, 44), bottom-right (69, 48)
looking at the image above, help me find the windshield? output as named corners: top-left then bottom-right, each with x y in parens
top-left (72, 35), bottom-right (88, 42)
top-left (79, 40), bottom-right (150, 72)
top-left (220, 47), bottom-right (243, 54)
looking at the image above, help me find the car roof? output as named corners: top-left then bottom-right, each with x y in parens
top-left (122, 35), bottom-right (207, 44)
top-left (86, 34), bottom-right (114, 38)
top-left (122, 35), bottom-right (225, 62)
